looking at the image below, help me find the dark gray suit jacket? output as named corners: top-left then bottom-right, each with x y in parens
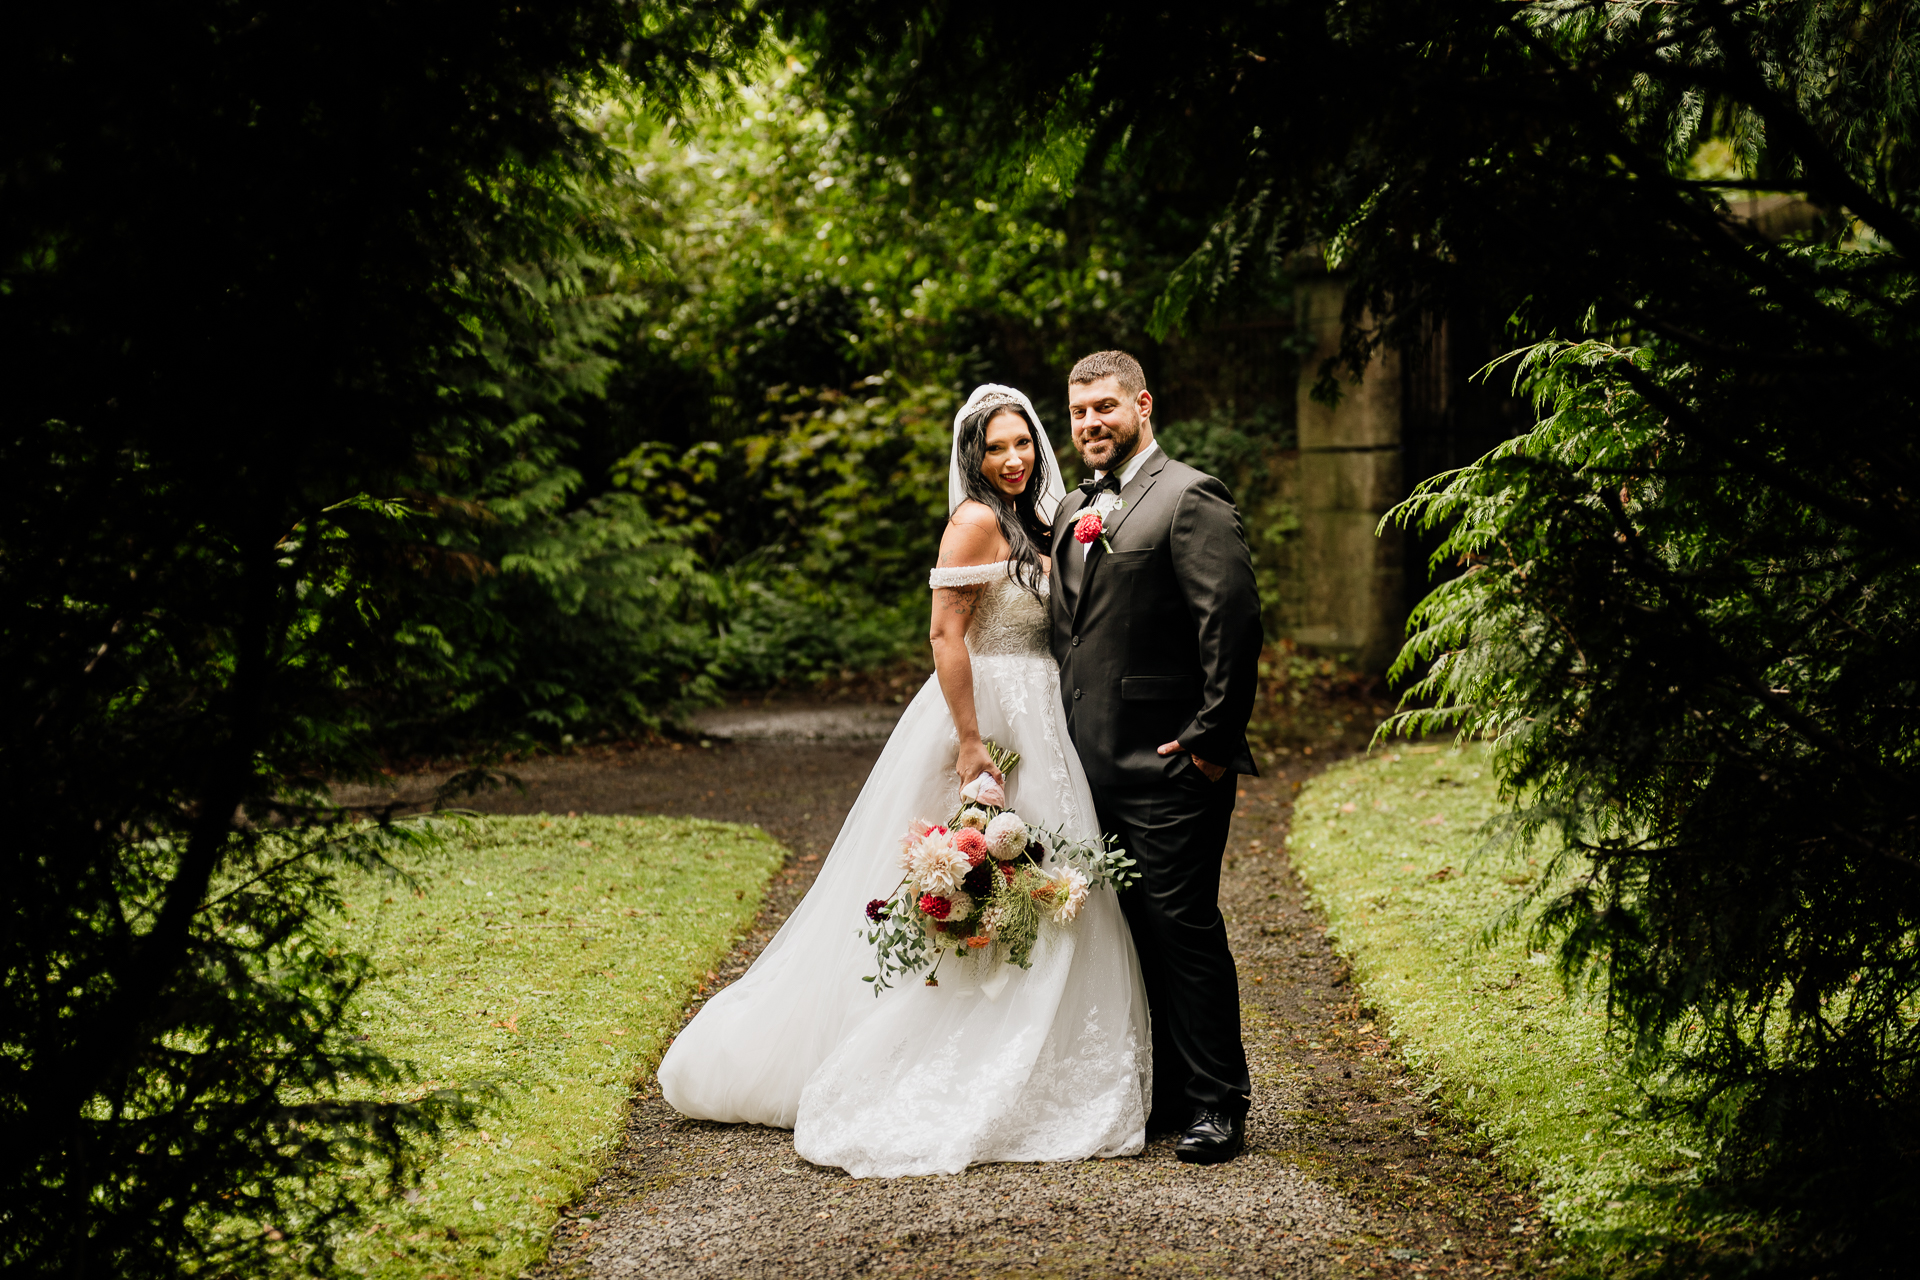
top-left (1051, 449), bottom-right (1264, 789)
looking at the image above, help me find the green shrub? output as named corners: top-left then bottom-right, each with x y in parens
top-left (362, 57), bottom-right (1252, 751)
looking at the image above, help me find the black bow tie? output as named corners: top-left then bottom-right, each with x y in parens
top-left (1079, 473), bottom-right (1122, 498)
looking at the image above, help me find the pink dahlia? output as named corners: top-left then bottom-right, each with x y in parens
top-left (952, 828), bottom-right (990, 865)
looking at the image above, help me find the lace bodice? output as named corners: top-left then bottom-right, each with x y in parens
top-left (927, 561), bottom-right (1051, 657)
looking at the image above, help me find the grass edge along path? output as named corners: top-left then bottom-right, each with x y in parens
top-left (1289, 746), bottom-right (1727, 1275)
top-left (303, 815), bottom-right (783, 1280)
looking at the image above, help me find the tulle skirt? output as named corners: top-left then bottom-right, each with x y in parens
top-left (657, 653), bottom-right (1150, 1178)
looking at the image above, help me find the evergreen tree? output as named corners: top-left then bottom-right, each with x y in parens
top-left (0, 4), bottom-right (756, 1273)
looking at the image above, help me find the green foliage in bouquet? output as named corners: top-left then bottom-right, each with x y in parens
top-left (979, 864), bottom-right (1051, 972)
top-left (862, 897), bottom-right (934, 995)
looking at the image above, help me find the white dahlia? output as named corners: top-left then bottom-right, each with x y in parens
top-left (954, 806), bottom-right (990, 831)
top-left (984, 812), bottom-right (1029, 861)
top-left (908, 836), bottom-right (972, 896)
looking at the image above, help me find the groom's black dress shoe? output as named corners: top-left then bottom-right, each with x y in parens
top-left (1174, 1109), bottom-right (1246, 1165)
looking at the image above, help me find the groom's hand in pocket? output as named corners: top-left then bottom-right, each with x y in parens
top-left (1157, 740), bottom-right (1225, 782)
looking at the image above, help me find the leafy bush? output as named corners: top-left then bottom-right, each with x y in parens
top-left (1153, 402), bottom-right (1293, 498)
top-left (362, 57), bottom-right (1244, 752)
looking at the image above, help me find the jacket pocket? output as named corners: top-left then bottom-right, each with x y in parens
top-left (1120, 674), bottom-right (1200, 702)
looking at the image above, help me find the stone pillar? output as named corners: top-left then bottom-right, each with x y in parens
top-left (1292, 276), bottom-right (1405, 671)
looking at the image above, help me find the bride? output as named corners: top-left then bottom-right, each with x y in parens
top-left (657, 383), bottom-right (1151, 1178)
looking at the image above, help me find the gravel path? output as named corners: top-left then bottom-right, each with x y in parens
top-left (353, 708), bottom-right (1556, 1278)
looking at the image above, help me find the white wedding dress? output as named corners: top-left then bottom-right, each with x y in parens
top-left (657, 561), bottom-right (1151, 1178)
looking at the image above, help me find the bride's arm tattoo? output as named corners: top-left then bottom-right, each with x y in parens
top-left (935, 585), bottom-right (979, 618)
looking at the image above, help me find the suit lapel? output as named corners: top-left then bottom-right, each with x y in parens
top-left (1070, 537), bottom-right (1105, 627)
top-left (1071, 451), bottom-right (1167, 627)
top-left (1056, 489), bottom-right (1088, 616)
top-left (1100, 455), bottom-right (1161, 545)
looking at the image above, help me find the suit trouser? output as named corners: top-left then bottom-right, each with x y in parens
top-left (1091, 773), bottom-right (1251, 1119)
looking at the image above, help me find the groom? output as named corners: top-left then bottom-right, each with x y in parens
top-left (1051, 350), bottom-right (1264, 1165)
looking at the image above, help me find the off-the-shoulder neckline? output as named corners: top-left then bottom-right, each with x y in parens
top-left (936, 558), bottom-right (1055, 568)
top-left (929, 558), bottom-right (1051, 576)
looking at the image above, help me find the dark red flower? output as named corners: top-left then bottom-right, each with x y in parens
top-left (918, 893), bottom-right (954, 920)
top-left (865, 898), bottom-right (889, 923)
top-left (961, 860), bottom-right (994, 898)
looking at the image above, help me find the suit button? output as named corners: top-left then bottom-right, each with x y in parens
top-left (1071, 635), bottom-right (1080, 646)
top-left (1073, 688), bottom-right (1082, 700)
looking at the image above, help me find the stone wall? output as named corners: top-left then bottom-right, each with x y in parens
top-left (1291, 277), bottom-right (1407, 671)
top-left (1144, 280), bottom-right (1524, 675)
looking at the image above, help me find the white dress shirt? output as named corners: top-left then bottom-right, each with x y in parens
top-left (1082, 440), bottom-right (1161, 558)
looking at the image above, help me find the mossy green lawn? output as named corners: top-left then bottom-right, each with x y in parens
top-left (308, 815), bottom-right (783, 1279)
top-left (1290, 746), bottom-right (1720, 1270)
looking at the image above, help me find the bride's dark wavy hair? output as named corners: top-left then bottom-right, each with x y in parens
top-left (955, 401), bottom-right (1053, 600)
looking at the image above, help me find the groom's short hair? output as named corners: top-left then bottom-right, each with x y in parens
top-left (1069, 349), bottom-right (1146, 396)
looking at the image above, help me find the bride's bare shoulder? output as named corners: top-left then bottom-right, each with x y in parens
top-left (939, 502), bottom-right (1008, 566)
top-left (947, 500), bottom-right (999, 531)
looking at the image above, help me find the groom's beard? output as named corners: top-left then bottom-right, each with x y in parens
top-left (1078, 407), bottom-right (1142, 472)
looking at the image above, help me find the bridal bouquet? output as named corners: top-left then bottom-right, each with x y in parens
top-left (861, 742), bottom-right (1137, 993)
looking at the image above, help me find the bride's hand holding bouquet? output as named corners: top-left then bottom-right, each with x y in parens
top-left (954, 735), bottom-right (1004, 790)
top-left (861, 742), bottom-right (1136, 992)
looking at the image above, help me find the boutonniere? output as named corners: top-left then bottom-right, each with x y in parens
top-left (1073, 491), bottom-right (1125, 553)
